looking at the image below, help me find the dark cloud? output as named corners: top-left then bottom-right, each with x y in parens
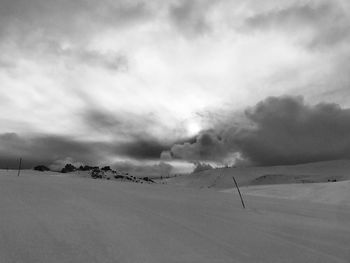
top-left (0, 0), bottom-right (224, 43)
top-left (117, 134), bottom-right (201, 161)
top-left (83, 107), bottom-right (197, 139)
top-left (116, 138), bottom-right (173, 160)
top-left (0, 0), bottom-right (221, 71)
top-left (0, 132), bottom-right (175, 169)
top-left (165, 96), bottom-right (350, 166)
top-left (4, 96), bottom-right (350, 168)
top-left (0, 58), bottom-right (15, 69)
top-left (0, 0), bottom-right (152, 40)
top-left (0, 132), bottom-right (177, 175)
top-left (83, 108), bottom-right (159, 137)
top-left (235, 96), bottom-right (350, 165)
top-left (169, 0), bottom-right (214, 37)
top-left (113, 134), bottom-right (199, 160)
top-left (1, 35), bottom-right (128, 72)
top-left (83, 108), bottom-right (199, 160)
top-left (0, 0), bottom-right (150, 71)
top-left (245, 4), bottom-right (332, 29)
top-left (169, 130), bottom-right (228, 162)
top-left (0, 108), bottom-right (200, 168)
top-left (0, 133), bottom-right (97, 169)
top-left (244, 2), bottom-right (350, 48)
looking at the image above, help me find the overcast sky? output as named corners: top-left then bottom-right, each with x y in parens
top-left (1, 0), bottom-right (350, 171)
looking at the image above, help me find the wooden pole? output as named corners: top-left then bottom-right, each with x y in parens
top-left (232, 176), bottom-right (246, 209)
top-left (17, 158), bottom-right (22, 177)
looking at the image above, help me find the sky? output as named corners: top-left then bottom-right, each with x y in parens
top-left (1, 0), bottom-right (350, 172)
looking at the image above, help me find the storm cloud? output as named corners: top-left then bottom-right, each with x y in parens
top-left (0, 133), bottom-right (96, 169)
top-left (166, 96), bottom-right (350, 166)
top-left (0, 132), bottom-right (173, 169)
top-left (0, 107), bottom-right (196, 169)
top-left (235, 96), bottom-right (350, 165)
top-left (167, 131), bottom-right (227, 162)
top-left (117, 138), bottom-right (173, 160)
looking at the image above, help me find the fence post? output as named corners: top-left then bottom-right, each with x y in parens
top-left (232, 176), bottom-right (246, 209)
top-left (17, 158), bottom-right (22, 177)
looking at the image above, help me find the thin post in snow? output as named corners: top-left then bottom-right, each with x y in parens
top-left (17, 158), bottom-right (22, 177)
top-left (232, 176), bottom-right (246, 209)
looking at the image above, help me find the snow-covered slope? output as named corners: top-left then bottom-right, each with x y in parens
top-left (0, 172), bottom-right (349, 263)
top-left (223, 180), bottom-right (350, 205)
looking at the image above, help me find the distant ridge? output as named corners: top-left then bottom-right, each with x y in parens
top-left (167, 159), bottom-right (350, 189)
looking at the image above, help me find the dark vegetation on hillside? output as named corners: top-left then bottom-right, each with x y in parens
top-left (34, 163), bottom-right (158, 184)
top-left (33, 165), bottom-right (50, 172)
top-left (31, 162), bottom-right (183, 185)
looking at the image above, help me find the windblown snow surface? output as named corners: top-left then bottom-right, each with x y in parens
top-left (0, 169), bottom-right (349, 263)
